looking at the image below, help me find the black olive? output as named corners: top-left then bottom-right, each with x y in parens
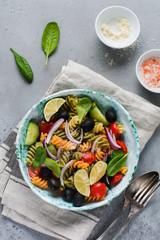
top-left (62, 188), bottom-right (75, 203)
top-left (57, 111), bottom-right (69, 121)
top-left (81, 118), bottom-right (95, 132)
top-left (41, 168), bottom-right (52, 179)
top-left (47, 176), bottom-right (60, 192)
top-left (73, 192), bottom-right (85, 207)
top-left (105, 109), bottom-right (117, 123)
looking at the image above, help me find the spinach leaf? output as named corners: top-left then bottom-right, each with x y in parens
top-left (107, 153), bottom-right (129, 176)
top-left (33, 147), bottom-right (47, 168)
top-left (44, 158), bottom-right (61, 178)
top-left (10, 48), bottom-right (33, 83)
top-left (42, 22), bottom-right (60, 66)
top-left (76, 97), bottom-right (92, 123)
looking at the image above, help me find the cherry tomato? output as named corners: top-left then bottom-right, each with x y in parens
top-left (28, 166), bottom-right (41, 178)
top-left (116, 140), bottom-right (128, 154)
top-left (81, 152), bottom-right (96, 164)
top-left (110, 173), bottom-right (122, 184)
top-left (90, 182), bottom-right (107, 197)
top-left (39, 122), bottom-right (54, 134)
top-left (38, 118), bottom-right (46, 126)
top-left (109, 123), bottom-right (119, 139)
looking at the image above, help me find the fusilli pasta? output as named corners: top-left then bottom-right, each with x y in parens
top-left (70, 160), bottom-right (89, 170)
top-left (26, 145), bottom-right (36, 165)
top-left (31, 177), bottom-right (49, 190)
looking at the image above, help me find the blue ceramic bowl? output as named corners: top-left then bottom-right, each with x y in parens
top-left (16, 89), bottom-right (140, 211)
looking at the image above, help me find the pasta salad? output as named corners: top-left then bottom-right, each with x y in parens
top-left (25, 95), bottom-right (129, 207)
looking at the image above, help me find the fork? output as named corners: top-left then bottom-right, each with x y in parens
top-left (97, 171), bottom-right (160, 240)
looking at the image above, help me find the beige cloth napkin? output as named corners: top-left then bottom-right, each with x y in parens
top-left (0, 60), bottom-right (160, 240)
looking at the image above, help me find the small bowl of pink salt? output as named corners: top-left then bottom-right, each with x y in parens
top-left (136, 49), bottom-right (160, 93)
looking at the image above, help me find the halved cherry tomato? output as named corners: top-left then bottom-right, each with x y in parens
top-left (110, 173), bottom-right (122, 184)
top-left (28, 166), bottom-right (41, 178)
top-left (109, 123), bottom-right (119, 139)
top-left (39, 122), bottom-right (54, 134)
top-left (81, 152), bottom-right (96, 164)
top-left (116, 140), bottom-right (128, 154)
top-left (90, 182), bottom-right (107, 197)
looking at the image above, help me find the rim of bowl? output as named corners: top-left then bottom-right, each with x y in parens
top-left (136, 49), bottom-right (160, 93)
top-left (95, 5), bottom-right (140, 49)
top-left (16, 89), bottom-right (140, 211)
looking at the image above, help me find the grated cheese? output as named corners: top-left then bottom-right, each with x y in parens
top-left (101, 18), bottom-right (131, 42)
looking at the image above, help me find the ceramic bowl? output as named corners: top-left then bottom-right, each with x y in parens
top-left (95, 6), bottom-right (140, 49)
top-left (136, 49), bottom-right (160, 93)
top-left (16, 89), bottom-right (140, 211)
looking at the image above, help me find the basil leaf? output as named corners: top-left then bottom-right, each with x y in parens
top-left (10, 48), bottom-right (33, 83)
top-left (33, 147), bottom-right (47, 168)
top-left (107, 153), bottom-right (129, 176)
top-left (76, 97), bottom-right (92, 123)
top-left (44, 158), bottom-right (61, 178)
top-left (42, 22), bottom-right (60, 66)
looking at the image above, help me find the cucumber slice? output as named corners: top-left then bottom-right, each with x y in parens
top-left (89, 104), bottom-right (110, 126)
top-left (25, 122), bottom-right (40, 146)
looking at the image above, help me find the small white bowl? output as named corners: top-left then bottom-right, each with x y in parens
top-left (95, 6), bottom-right (140, 49)
top-left (136, 49), bottom-right (160, 93)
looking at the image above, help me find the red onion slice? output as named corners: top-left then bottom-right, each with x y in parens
top-left (43, 138), bottom-right (57, 161)
top-left (65, 121), bottom-right (82, 145)
top-left (91, 136), bottom-right (103, 153)
top-left (46, 118), bottom-right (64, 144)
top-left (60, 160), bottom-right (74, 186)
top-left (104, 127), bottom-right (120, 149)
top-left (40, 164), bottom-right (47, 168)
top-left (103, 147), bottom-right (109, 162)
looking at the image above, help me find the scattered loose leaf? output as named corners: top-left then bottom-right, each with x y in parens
top-left (42, 22), bottom-right (60, 66)
top-left (10, 48), bottom-right (33, 83)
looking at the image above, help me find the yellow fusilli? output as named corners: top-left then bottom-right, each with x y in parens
top-left (92, 122), bottom-right (104, 134)
top-left (26, 145), bottom-right (36, 165)
top-left (119, 166), bottom-right (128, 175)
top-left (85, 195), bottom-right (106, 202)
top-left (40, 132), bottom-right (48, 142)
top-left (70, 160), bottom-right (89, 170)
top-left (80, 141), bottom-right (92, 152)
top-left (31, 177), bottom-right (49, 190)
top-left (95, 151), bottom-right (105, 161)
top-left (69, 116), bottom-right (79, 130)
top-left (51, 136), bottom-right (77, 150)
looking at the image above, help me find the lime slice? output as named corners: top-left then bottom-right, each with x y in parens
top-left (44, 158), bottom-right (61, 178)
top-left (89, 104), bottom-right (110, 126)
top-left (74, 169), bottom-right (90, 197)
top-left (44, 98), bottom-right (65, 122)
top-left (89, 161), bottom-right (107, 185)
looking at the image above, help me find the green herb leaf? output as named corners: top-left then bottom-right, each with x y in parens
top-left (42, 22), bottom-right (60, 66)
top-left (107, 152), bottom-right (129, 176)
top-left (76, 97), bottom-right (92, 123)
top-left (44, 158), bottom-right (61, 178)
top-left (10, 48), bottom-right (33, 83)
top-left (33, 147), bottom-right (47, 168)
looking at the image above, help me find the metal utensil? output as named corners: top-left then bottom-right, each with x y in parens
top-left (97, 171), bottom-right (160, 240)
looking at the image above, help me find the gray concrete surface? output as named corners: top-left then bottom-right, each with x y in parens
top-left (0, 0), bottom-right (160, 240)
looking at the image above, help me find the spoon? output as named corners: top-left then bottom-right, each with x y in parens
top-left (97, 171), bottom-right (160, 240)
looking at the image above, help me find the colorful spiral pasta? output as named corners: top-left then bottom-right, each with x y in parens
top-left (31, 177), bottom-right (49, 190)
top-left (70, 160), bottom-right (89, 170)
top-left (26, 145), bottom-right (36, 165)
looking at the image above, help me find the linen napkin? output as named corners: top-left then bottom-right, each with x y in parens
top-left (0, 60), bottom-right (160, 240)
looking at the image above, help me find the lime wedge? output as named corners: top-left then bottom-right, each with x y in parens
top-left (44, 158), bottom-right (61, 178)
top-left (44, 98), bottom-right (65, 122)
top-left (74, 169), bottom-right (90, 197)
top-left (89, 161), bottom-right (107, 185)
top-left (89, 104), bottom-right (110, 126)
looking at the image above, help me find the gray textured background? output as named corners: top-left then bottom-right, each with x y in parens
top-left (0, 0), bottom-right (160, 240)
